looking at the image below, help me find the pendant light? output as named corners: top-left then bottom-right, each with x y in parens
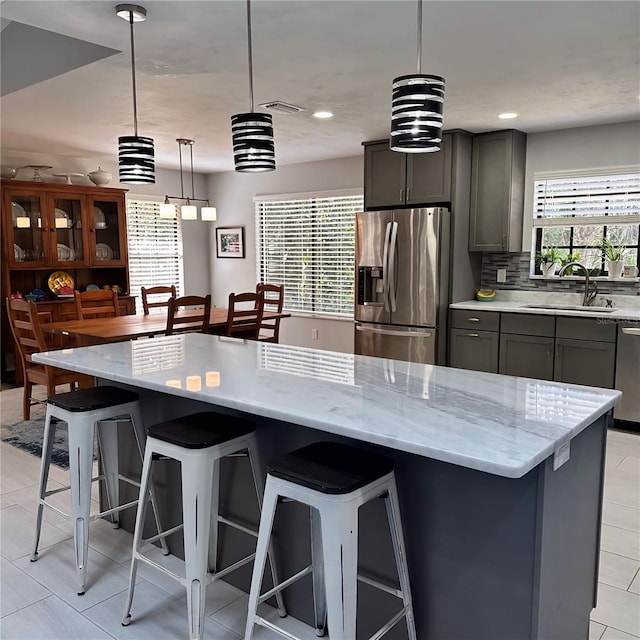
top-left (390, 0), bottom-right (444, 153)
top-left (116, 4), bottom-right (155, 184)
top-left (159, 139), bottom-right (217, 221)
top-left (231, 0), bottom-right (275, 172)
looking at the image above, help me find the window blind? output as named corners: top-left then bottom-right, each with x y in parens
top-left (256, 193), bottom-right (362, 317)
top-left (533, 172), bottom-right (640, 228)
top-left (126, 199), bottom-right (184, 313)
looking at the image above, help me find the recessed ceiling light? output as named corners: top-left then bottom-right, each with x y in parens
top-left (498, 112), bottom-right (518, 119)
top-left (313, 111), bottom-right (334, 119)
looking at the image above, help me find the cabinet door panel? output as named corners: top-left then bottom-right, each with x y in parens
top-left (364, 142), bottom-right (406, 209)
top-left (49, 193), bottom-right (88, 266)
top-left (554, 338), bottom-right (615, 388)
top-left (89, 196), bottom-right (127, 265)
top-left (499, 334), bottom-right (554, 380)
top-left (406, 134), bottom-right (451, 204)
top-left (4, 190), bottom-right (49, 266)
top-left (449, 328), bottom-right (498, 373)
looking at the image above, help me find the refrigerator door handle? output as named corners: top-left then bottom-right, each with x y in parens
top-left (621, 327), bottom-right (640, 336)
top-left (356, 324), bottom-right (433, 339)
top-left (388, 221), bottom-right (399, 312)
top-left (382, 221), bottom-right (392, 312)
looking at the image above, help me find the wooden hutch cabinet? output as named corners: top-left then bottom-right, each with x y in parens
top-left (1, 179), bottom-right (136, 383)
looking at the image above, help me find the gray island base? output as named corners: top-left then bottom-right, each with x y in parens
top-left (34, 334), bottom-right (620, 639)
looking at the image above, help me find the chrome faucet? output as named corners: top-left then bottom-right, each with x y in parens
top-left (558, 262), bottom-right (598, 306)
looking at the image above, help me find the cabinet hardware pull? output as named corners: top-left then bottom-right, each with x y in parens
top-left (468, 317), bottom-right (481, 322)
top-left (502, 234), bottom-right (507, 250)
top-left (399, 188), bottom-right (404, 202)
top-left (468, 333), bottom-right (480, 338)
top-left (406, 187), bottom-right (411, 201)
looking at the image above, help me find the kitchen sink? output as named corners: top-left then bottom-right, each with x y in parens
top-left (524, 304), bottom-right (616, 313)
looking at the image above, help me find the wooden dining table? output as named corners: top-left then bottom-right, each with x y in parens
top-left (42, 308), bottom-right (290, 345)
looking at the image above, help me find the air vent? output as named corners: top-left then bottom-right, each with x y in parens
top-left (259, 101), bottom-right (306, 115)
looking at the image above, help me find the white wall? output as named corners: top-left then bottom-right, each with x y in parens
top-left (207, 155), bottom-right (362, 353)
top-left (521, 121), bottom-right (640, 248)
top-left (1, 148), bottom-right (212, 296)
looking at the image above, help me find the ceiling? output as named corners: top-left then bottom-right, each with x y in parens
top-left (1, 0), bottom-right (639, 174)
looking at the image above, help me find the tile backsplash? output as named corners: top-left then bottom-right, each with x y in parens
top-left (481, 252), bottom-right (640, 296)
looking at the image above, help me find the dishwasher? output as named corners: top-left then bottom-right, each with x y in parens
top-left (614, 322), bottom-right (640, 423)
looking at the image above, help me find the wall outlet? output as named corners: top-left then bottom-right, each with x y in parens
top-left (312, 328), bottom-right (319, 340)
top-left (497, 268), bottom-right (507, 283)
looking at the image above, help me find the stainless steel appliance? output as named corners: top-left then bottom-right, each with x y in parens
top-left (614, 323), bottom-right (640, 423)
top-left (355, 208), bottom-right (450, 365)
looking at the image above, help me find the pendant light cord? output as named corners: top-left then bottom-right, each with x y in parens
top-left (190, 144), bottom-right (195, 199)
top-left (178, 141), bottom-right (185, 198)
top-left (128, 12), bottom-right (139, 137)
top-left (246, 0), bottom-right (254, 113)
top-left (416, 0), bottom-right (423, 75)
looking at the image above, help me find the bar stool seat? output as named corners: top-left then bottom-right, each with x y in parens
top-left (245, 441), bottom-right (417, 640)
top-left (121, 412), bottom-right (286, 640)
top-left (31, 386), bottom-right (168, 596)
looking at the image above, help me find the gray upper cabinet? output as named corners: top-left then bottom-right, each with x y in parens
top-left (363, 134), bottom-right (452, 210)
top-left (469, 130), bottom-right (527, 252)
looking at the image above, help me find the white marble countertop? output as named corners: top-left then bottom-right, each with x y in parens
top-left (451, 290), bottom-right (640, 320)
top-left (34, 334), bottom-right (620, 479)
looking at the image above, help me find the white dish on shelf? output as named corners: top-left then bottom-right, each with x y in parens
top-left (11, 202), bottom-right (28, 226)
top-left (57, 243), bottom-right (75, 261)
top-left (95, 243), bottom-right (114, 261)
top-left (53, 172), bottom-right (84, 185)
top-left (14, 244), bottom-right (25, 261)
top-left (94, 206), bottom-right (106, 228)
top-left (55, 208), bottom-right (71, 228)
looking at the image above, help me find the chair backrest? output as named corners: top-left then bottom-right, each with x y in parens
top-left (141, 285), bottom-right (177, 315)
top-left (225, 292), bottom-right (264, 340)
top-left (166, 295), bottom-right (211, 335)
top-left (6, 298), bottom-right (49, 373)
top-left (74, 289), bottom-right (120, 319)
top-left (256, 283), bottom-right (284, 343)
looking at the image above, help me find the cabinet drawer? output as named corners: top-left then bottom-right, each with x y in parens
top-left (556, 316), bottom-right (616, 342)
top-left (500, 313), bottom-right (555, 337)
top-left (450, 309), bottom-right (500, 332)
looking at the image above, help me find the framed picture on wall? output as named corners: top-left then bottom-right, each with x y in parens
top-left (216, 226), bottom-right (245, 258)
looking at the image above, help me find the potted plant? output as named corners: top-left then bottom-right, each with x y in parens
top-left (535, 247), bottom-right (562, 277)
top-left (560, 251), bottom-right (582, 276)
top-left (601, 238), bottom-right (626, 278)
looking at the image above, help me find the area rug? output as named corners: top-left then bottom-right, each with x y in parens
top-left (1, 416), bottom-right (71, 469)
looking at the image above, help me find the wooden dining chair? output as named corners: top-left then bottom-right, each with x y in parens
top-left (74, 289), bottom-right (120, 319)
top-left (225, 292), bottom-right (264, 340)
top-left (165, 295), bottom-right (212, 335)
top-left (256, 283), bottom-right (284, 343)
top-left (141, 285), bottom-right (177, 315)
top-left (7, 298), bottom-right (95, 419)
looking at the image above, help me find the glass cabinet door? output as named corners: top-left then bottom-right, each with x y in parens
top-left (89, 197), bottom-right (124, 264)
top-left (7, 192), bottom-right (48, 266)
top-left (50, 194), bottom-right (87, 266)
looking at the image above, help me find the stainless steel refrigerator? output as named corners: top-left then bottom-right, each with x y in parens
top-left (354, 208), bottom-right (450, 365)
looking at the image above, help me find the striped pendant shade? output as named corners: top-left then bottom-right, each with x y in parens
top-left (231, 112), bottom-right (275, 172)
top-left (118, 135), bottom-right (155, 184)
top-left (390, 74), bottom-right (445, 153)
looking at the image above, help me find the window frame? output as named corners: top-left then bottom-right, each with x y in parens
top-left (255, 188), bottom-right (362, 319)
top-left (126, 196), bottom-right (184, 313)
top-left (530, 168), bottom-right (640, 276)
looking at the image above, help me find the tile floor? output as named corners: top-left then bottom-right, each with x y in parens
top-left (1, 386), bottom-right (639, 639)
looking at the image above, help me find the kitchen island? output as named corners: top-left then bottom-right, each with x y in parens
top-left (34, 334), bottom-right (620, 639)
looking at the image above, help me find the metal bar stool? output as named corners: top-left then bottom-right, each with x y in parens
top-left (245, 441), bottom-right (417, 640)
top-left (121, 412), bottom-right (287, 640)
top-left (31, 386), bottom-right (168, 595)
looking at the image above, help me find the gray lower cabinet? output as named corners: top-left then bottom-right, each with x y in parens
top-left (449, 328), bottom-right (499, 373)
top-left (554, 338), bottom-right (616, 388)
top-left (499, 333), bottom-right (555, 380)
